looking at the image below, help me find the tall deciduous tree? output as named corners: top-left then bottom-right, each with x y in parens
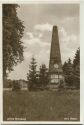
top-left (3, 4), bottom-right (24, 77)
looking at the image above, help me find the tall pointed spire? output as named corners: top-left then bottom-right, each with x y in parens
top-left (50, 26), bottom-right (61, 65)
top-left (49, 26), bottom-right (63, 88)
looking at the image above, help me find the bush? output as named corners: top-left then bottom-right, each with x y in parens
top-left (65, 74), bottom-right (74, 87)
top-left (12, 80), bottom-right (21, 91)
top-left (58, 80), bottom-right (64, 90)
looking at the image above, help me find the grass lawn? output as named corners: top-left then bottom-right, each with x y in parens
top-left (3, 89), bottom-right (80, 121)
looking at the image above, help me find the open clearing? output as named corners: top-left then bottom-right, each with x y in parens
top-left (3, 90), bottom-right (80, 121)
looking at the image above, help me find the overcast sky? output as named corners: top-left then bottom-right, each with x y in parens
top-left (9, 3), bottom-right (80, 80)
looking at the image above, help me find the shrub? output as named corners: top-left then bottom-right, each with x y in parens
top-left (12, 80), bottom-right (21, 91)
top-left (58, 80), bottom-right (64, 90)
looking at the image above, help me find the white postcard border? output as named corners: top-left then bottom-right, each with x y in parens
top-left (0, 0), bottom-right (84, 124)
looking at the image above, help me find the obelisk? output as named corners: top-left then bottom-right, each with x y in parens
top-left (49, 26), bottom-right (63, 88)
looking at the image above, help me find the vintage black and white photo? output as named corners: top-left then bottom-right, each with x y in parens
top-left (3, 3), bottom-right (80, 121)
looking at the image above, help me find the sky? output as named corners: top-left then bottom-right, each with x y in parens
top-left (9, 3), bottom-right (80, 80)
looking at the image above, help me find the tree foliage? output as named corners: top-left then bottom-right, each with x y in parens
top-left (63, 48), bottom-right (80, 89)
top-left (3, 4), bottom-right (24, 77)
top-left (73, 48), bottom-right (80, 89)
top-left (39, 64), bottom-right (49, 89)
top-left (73, 48), bottom-right (80, 69)
top-left (27, 57), bottom-right (38, 91)
top-left (63, 58), bottom-right (73, 87)
top-left (12, 80), bottom-right (21, 91)
top-left (27, 58), bottom-right (49, 91)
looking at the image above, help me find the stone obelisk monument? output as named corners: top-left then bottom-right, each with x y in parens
top-left (49, 26), bottom-right (63, 88)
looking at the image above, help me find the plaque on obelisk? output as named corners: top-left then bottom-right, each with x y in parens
top-left (49, 26), bottom-right (64, 88)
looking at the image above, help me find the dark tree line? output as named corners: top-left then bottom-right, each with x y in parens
top-left (5, 47), bottom-right (80, 91)
top-left (3, 4), bottom-right (24, 79)
top-left (27, 47), bottom-right (80, 91)
top-left (63, 48), bottom-right (80, 89)
top-left (27, 57), bottom-right (49, 91)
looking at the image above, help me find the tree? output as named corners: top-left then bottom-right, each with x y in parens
top-left (12, 80), bottom-right (21, 91)
top-left (62, 61), bottom-right (68, 75)
top-left (39, 64), bottom-right (49, 89)
top-left (3, 4), bottom-right (24, 78)
top-left (73, 48), bottom-right (80, 69)
top-left (63, 48), bottom-right (80, 89)
top-left (63, 58), bottom-right (73, 87)
top-left (27, 57), bottom-right (38, 91)
top-left (73, 48), bottom-right (80, 89)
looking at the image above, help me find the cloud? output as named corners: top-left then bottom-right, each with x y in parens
top-left (26, 32), bottom-right (34, 39)
top-left (34, 23), bottom-right (53, 32)
top-left (23, 51), bottom-right (32, 60)
top-left (22, 31), bottom-right (50, 64)
top-left (63, 17), bottom-right (79, 24)
top-left (59, 27), bottom-right (70, 45)
top-left (9, 4), bottom-right (79, 80)
top-left (24, 26), bottom-right (79, 66)
top-left (58, 26), bottom-right (79, 63)
top-left (59, 27), bottom-right (67, 38)
top-left (24, 33), bottom-right (50, 47)
top-left (67, 35), bottom-right (79, 49)
top-left (59, 27), bottom-right (79, 45)
top-left (39, 33), bottom-right (43, 38)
